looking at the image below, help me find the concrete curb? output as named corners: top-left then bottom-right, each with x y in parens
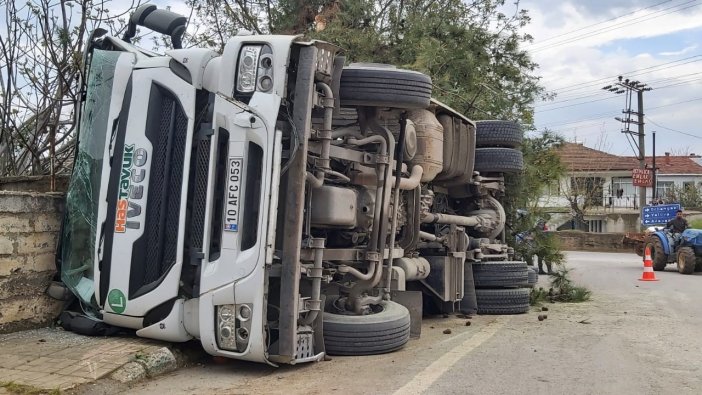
top-left (110, 346), bottom-right (190, 383)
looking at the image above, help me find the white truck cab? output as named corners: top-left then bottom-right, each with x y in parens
top-left (58, 4), bottom-right (524, 365)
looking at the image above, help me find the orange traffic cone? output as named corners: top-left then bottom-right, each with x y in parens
top-left (639, 245), bottom-right (659, 281)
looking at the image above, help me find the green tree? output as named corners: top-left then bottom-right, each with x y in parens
top-left (505, 131), bottom-right (565, 262)
top-left (186, 0), bottom-right (544, 122)
top-left (0, 1), bottom-right (142, 181)
top-left (664, 184), bottom-right (702, 209)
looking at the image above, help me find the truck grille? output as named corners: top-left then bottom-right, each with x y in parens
top-left (190, 138), bottom-right (210, 251)
top-left (129, 84), bottom-right (188, 298)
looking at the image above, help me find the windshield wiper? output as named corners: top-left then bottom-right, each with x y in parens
top-left (108, 119), bottom-right (120, 164)
top-left (97, 222), bottom-right (106, 271)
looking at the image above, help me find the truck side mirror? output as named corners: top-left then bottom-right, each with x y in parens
top-left (122, 4), bottom-right (187, 49)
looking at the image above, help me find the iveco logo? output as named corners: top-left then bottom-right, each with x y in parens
top-left (115, 145), bottom-right (148, 233)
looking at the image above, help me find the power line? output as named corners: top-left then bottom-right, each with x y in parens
top-left (530, 0), bottom-right (701, 53)
top-left (550, 69), bottom-right (702, 101)
top-left (653, 77), bottom-right (702, 89)
top-left (646, 116), bottom-right (702, 139)
top-left (538, 71), bottom-right (702, 107)
top-left (549, 56), bottom-right (702, 94)
top-left (648, 96), bottom-right (702, 110)
top-left (528, 0), bottom-right (673, 46)
top-left (533, 71), bottom-right (702, 112)
top-left (535, 91), bottom-right (609, 108)
top-left (540, 113), bottom-right (614, 128)
top-left (534, 95), bottom-right (621, 113)
top-left (537, 97), bottom-right (702, 128)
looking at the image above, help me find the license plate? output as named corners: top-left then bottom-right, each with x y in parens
top-left (224, 157), bottom-right (243, 232)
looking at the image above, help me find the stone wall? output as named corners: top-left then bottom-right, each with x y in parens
top-left (0, 175), bottom-right (70, 193)
top-left (0, 191), bottom-right (64, 333)
top-left (554, 230), bottom-right (630, 252)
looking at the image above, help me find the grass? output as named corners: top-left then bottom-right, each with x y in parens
top-left (529, 287), bottom-right (549, 305)
top-left (689, 219), bottom-right (702, 229)
top-left (530, 264), bottom-right (592, 305)
top-left (0, 382), bottom-right (60, 395)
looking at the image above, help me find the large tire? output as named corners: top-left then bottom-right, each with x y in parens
top-left (323, 299), bottom-right (410, 356)
top-left (339, 64), bottom-right (432, 109)
top-left (475, 120), bottom-right (522, 148)
top-left (526, 267), bottom-right (538, 288)
top-left (476, 288), bottom-right (530, 315)
top-left (472, 261), bottom-right (529, 288)
top-left (474, 147), bottom-right (524, 174)
top-left (676, 246), bottom-right (695, 274)
top-left (647, 237), bottom-right (668, 271)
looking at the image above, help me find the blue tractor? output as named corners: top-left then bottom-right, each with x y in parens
top-left (646, 228), bottom-right (702, 274)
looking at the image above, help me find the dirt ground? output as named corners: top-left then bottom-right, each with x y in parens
top-left (118, 251), bottom-right (702, 395)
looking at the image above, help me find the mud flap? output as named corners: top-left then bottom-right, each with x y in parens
top-left (391, 290), bottom-right (422, 338)
top-left (313, 294), bottom-right (327, 356)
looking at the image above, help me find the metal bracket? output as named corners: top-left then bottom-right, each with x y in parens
top-left (195, 122), bottom-right (214, 140)
top-left (374, 153), bottom-right (389, 165)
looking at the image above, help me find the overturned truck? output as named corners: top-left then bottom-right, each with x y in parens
top-left (56, 5), bottom-right (526, 365)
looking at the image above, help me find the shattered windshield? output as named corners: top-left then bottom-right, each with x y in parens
top-left (61, 49), bottom-right (120, 308)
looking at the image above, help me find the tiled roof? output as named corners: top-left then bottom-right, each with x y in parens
top-left (556, 142), bottom-right (637, 172)
top-left (643, 155), bottom-right (702, 175)
top-left (556, 142), bottom-right (702, 175)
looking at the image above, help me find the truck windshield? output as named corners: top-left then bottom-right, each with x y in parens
top-left (60, 49), bottom-right (121, 308)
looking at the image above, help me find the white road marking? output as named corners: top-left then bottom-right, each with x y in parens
top-left (393, 317), bottom-right (509, 395)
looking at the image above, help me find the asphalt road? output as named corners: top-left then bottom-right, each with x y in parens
top-left (124, 251), bottom-right (702, 395)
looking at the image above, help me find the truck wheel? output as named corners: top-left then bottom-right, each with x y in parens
top-left (676, 246), bottom-right (695, 274)
top-left (472, 261), bottom-right (528, 288)
top-left (526, 267), bottom-right (538, 288)
top-left (475, 120), bottom-right (522, 148)
top-left (473, 147), bottom-right (524, 174)
top-left (647, 238), bottom-right (667, 271)
top-left (323, 298), bottom-right (410, 356)
top-left (476, 288), bottom-right (530, 315)
top-left (339, 64), bottom-right (432, 109)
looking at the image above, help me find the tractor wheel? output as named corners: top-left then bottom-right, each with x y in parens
top-left (647, 238), bottom-right (667, 271)
top-left (676, 246), bottom-right (695, 275)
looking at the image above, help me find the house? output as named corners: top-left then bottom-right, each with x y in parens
top-left (538, 142), bottom-right (702, 232)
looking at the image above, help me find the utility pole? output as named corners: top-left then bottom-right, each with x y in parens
top-left (603, 77), bottom-right (652, 213)
top-left (652, 131), bottom-right (657, 201)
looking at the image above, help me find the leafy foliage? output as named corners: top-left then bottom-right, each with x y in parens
top-left (664, 184), bottom-right (702, 209)
top-left (548, 265), bottom-right (591, 303)
top-left (187, 0), bottom-right (544, 121)
top-left (506, 130), bottom-right (565, 256)
top-left (0, 1), bottom-right (143, 181)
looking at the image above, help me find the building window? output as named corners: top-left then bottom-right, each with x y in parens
top-left (611, 177), bottom-right (635, 198)
top-left (543, 181), bottom-right (560, 196)
top-left (683, 181), bottom-right (695, 190)
top-left (657, 181), bottom-right (674, 199)
top-left (571, 177), bottom-right (604, 206)
top-left (587, 219), bottom-right (605, 233)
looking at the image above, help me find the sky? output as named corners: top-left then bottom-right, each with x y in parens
top-left (159, 0), bottom-right (702, 157)
top-left (82, 0), bottom-right (702, 158)
top-left (520, 0), bottom-right (702, 157)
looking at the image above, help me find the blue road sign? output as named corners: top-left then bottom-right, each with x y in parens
top-left (641, 203), bottom-right (682, 226)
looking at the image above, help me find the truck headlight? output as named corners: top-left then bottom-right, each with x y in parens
top-left (216, 303), bottom-right (253, 352)
top-left (217, 304), bottom-right (238, 351)
top-left (236, 45), bottom-right (273, 95)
